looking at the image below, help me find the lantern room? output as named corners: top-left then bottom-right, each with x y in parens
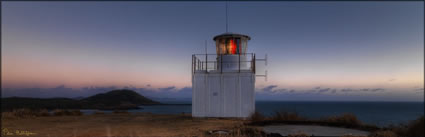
top-left (192, 32), bottom-right (259, 118)
top-left (214, 33), bottom-right (251, 55)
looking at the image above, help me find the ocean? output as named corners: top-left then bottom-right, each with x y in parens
top-left (81, 101), bottom-right (424, 127)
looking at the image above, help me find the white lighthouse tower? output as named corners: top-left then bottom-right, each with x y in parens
top-left (192, 33), bottom-right (257, 118)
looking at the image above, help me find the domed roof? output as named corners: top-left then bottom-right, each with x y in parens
top-left (213, 32), bottom-right (251, 41)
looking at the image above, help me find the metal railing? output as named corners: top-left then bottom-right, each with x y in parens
top-left (192, 53), bottom-right (256, 74)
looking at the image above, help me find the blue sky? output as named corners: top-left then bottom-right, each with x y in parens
top-left (1, 2), bottom-right (424, 101)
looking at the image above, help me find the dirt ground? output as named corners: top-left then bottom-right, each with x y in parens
top-left (2, 113), bottom-right (259, 137)
top-left (263, 125), bottom-right (370, 136)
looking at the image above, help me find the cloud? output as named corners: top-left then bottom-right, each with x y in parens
top-left (388, 79), bottom-right (396, 82)
top-left (275, 88), bottom-right (287, 92)
top-left (414, 88), bottom-right (424, 94)
top-left (370, 88), bottom-right (385, 92)
top-left (360, 88), bottom-right (369, 91)
top-left (158, 86), bottom-right (176, 92)
top-left (258, 86), bottom-right (335, 95)
top-left (318, 88), bottom-right (331, 93)
top-left (262, 85), bottom-right (278, 92)
top-left (331, 89), bottom-right (337, 94)
top-left (340, 88), bottom-right (385, 93)
top-left (258, 85), bottom-right (286, 94)
top-left (341, 88), bottom-right (354, 92)
top-left (256, 85), bottom-right (387, 96)
top-left (414, 88), bottom-right (424, 91)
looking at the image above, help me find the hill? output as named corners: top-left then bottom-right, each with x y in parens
top-left (80, 89), bottom-right (160, 110)
top-left (2, 89), bottom-right (160, 111)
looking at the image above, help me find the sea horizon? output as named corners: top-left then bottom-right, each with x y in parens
top-left (74, 100), bottom-right (425, 127)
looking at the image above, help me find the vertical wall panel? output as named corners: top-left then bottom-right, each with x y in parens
top-left (223, 76), bottom-right (237, 117)
top-left (193, 72), bottom-right (255, 118)
top-left (241, 76), bottom-right (254, 117)
top-left (193, 74), bottom-right (206, 117)
top-left (208, 76), bottom-right (221, 117)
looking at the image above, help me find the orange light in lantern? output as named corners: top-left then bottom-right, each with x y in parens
top-left (229, 39), bottom-right (236, 54)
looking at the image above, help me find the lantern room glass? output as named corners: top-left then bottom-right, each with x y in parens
top-left (215, 37), bottom-right (248, 55)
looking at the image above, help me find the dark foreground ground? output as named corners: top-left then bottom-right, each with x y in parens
top-left (2, 111), bottom-right (423, 137)
top-left (2, 112), bottom-right (264, 137)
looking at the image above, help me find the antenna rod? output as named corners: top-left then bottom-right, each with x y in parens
top-left (225, 1), bottom-right (228, 32)
top-left (205, 40), bottom-right (208, 71)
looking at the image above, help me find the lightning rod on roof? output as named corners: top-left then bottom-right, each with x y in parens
top-left (226, 1), bottom-right (228, 33)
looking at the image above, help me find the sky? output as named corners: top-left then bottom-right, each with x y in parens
top-left (1, 2), bottom-right (424, 101)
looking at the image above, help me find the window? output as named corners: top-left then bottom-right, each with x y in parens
top-left (216, 37), bottom-right (243, 55)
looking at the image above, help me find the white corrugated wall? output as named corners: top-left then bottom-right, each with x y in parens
top-left (192, 72), bottom-right (255, 118)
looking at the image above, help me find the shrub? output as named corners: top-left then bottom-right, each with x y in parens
top-left (406, 115), bottom-right (424, 137)
top-left (53, 109), bottom-right (82, 116)
top-left (341, 135), bottom-right (367, 137)
top-left (2, 111), bottom-right (16, 118)
top-left (3, 109), bottom-right (51, 118)
top-left (12, 108), bottom-right (37, 118)
top-left (53, 109), bottom-right (66, 116)
top-left (70, 110), bottom-right (83, 116)
top-left (272, 111), bottom-right (305, 121)
top-left (368, 130), bottom-right (397, 137)
top-left (93, 111), bottom-right (105, 115)
top-left (234, 126), bottom-right (266, 137)
top-left (384, 116), bottom-right (424, 137)
top-left (207, 125), bottom-right (267, 137)
top-left (37, 109), bottom-right (50, 117)
top-left (113, 110), bottom-right (129, 114)
top-left (288, 132), bottom-right (310, 137)
top-left (249, 111), bottom-right (265, 123)
top-left (323, 113), bottom-right (362, 126)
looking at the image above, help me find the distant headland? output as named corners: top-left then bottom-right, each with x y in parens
top-left (1, 89), bottom-right (161, 111)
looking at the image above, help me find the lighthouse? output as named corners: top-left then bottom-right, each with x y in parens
top-left (192, 33), bottom-right (256, 118)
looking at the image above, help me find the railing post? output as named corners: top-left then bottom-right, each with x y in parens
top-left (220, 54), bottom-right (223, 73)
top-left (238, 53), bottom-right (241, 73)
top-left (253, 54), bottom-right (256, 74)
top-left (192, 55), bottom-right (194, 75)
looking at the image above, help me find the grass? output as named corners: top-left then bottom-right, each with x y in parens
top-left (249, 111), bottom-right (266, 123)
top-left (112, 110), bottom-right (130, 114)
top-left (2, 108), bottom-right (50, 118)
top-left (205, 125), bottom-right (266, 137)
top-left (249, 110), bottom-right (377, 131)
top-left (93, 110), bottom-right (105, 115)
top-left (368, 130), bottom-right (397, 137)
top-left (340, 135), bottom-right (367, 137)
top-left (2, 108), bottom-right (83, 118)
top-left (53, 109), bottom-right (83, 116)
top-left (322, 113), bottom-right (362, 126)
top-left (2, 112), bottom-right (246, 137)
top-left (287, 132), bottom-right (310, 137)
top-left (272, 111), bottom-right (306, 121)
top-left (383, 115), bottom-right (424, 137)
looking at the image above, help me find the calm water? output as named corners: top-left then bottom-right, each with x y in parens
top-left (81, 101), bottom-right (424, 127)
